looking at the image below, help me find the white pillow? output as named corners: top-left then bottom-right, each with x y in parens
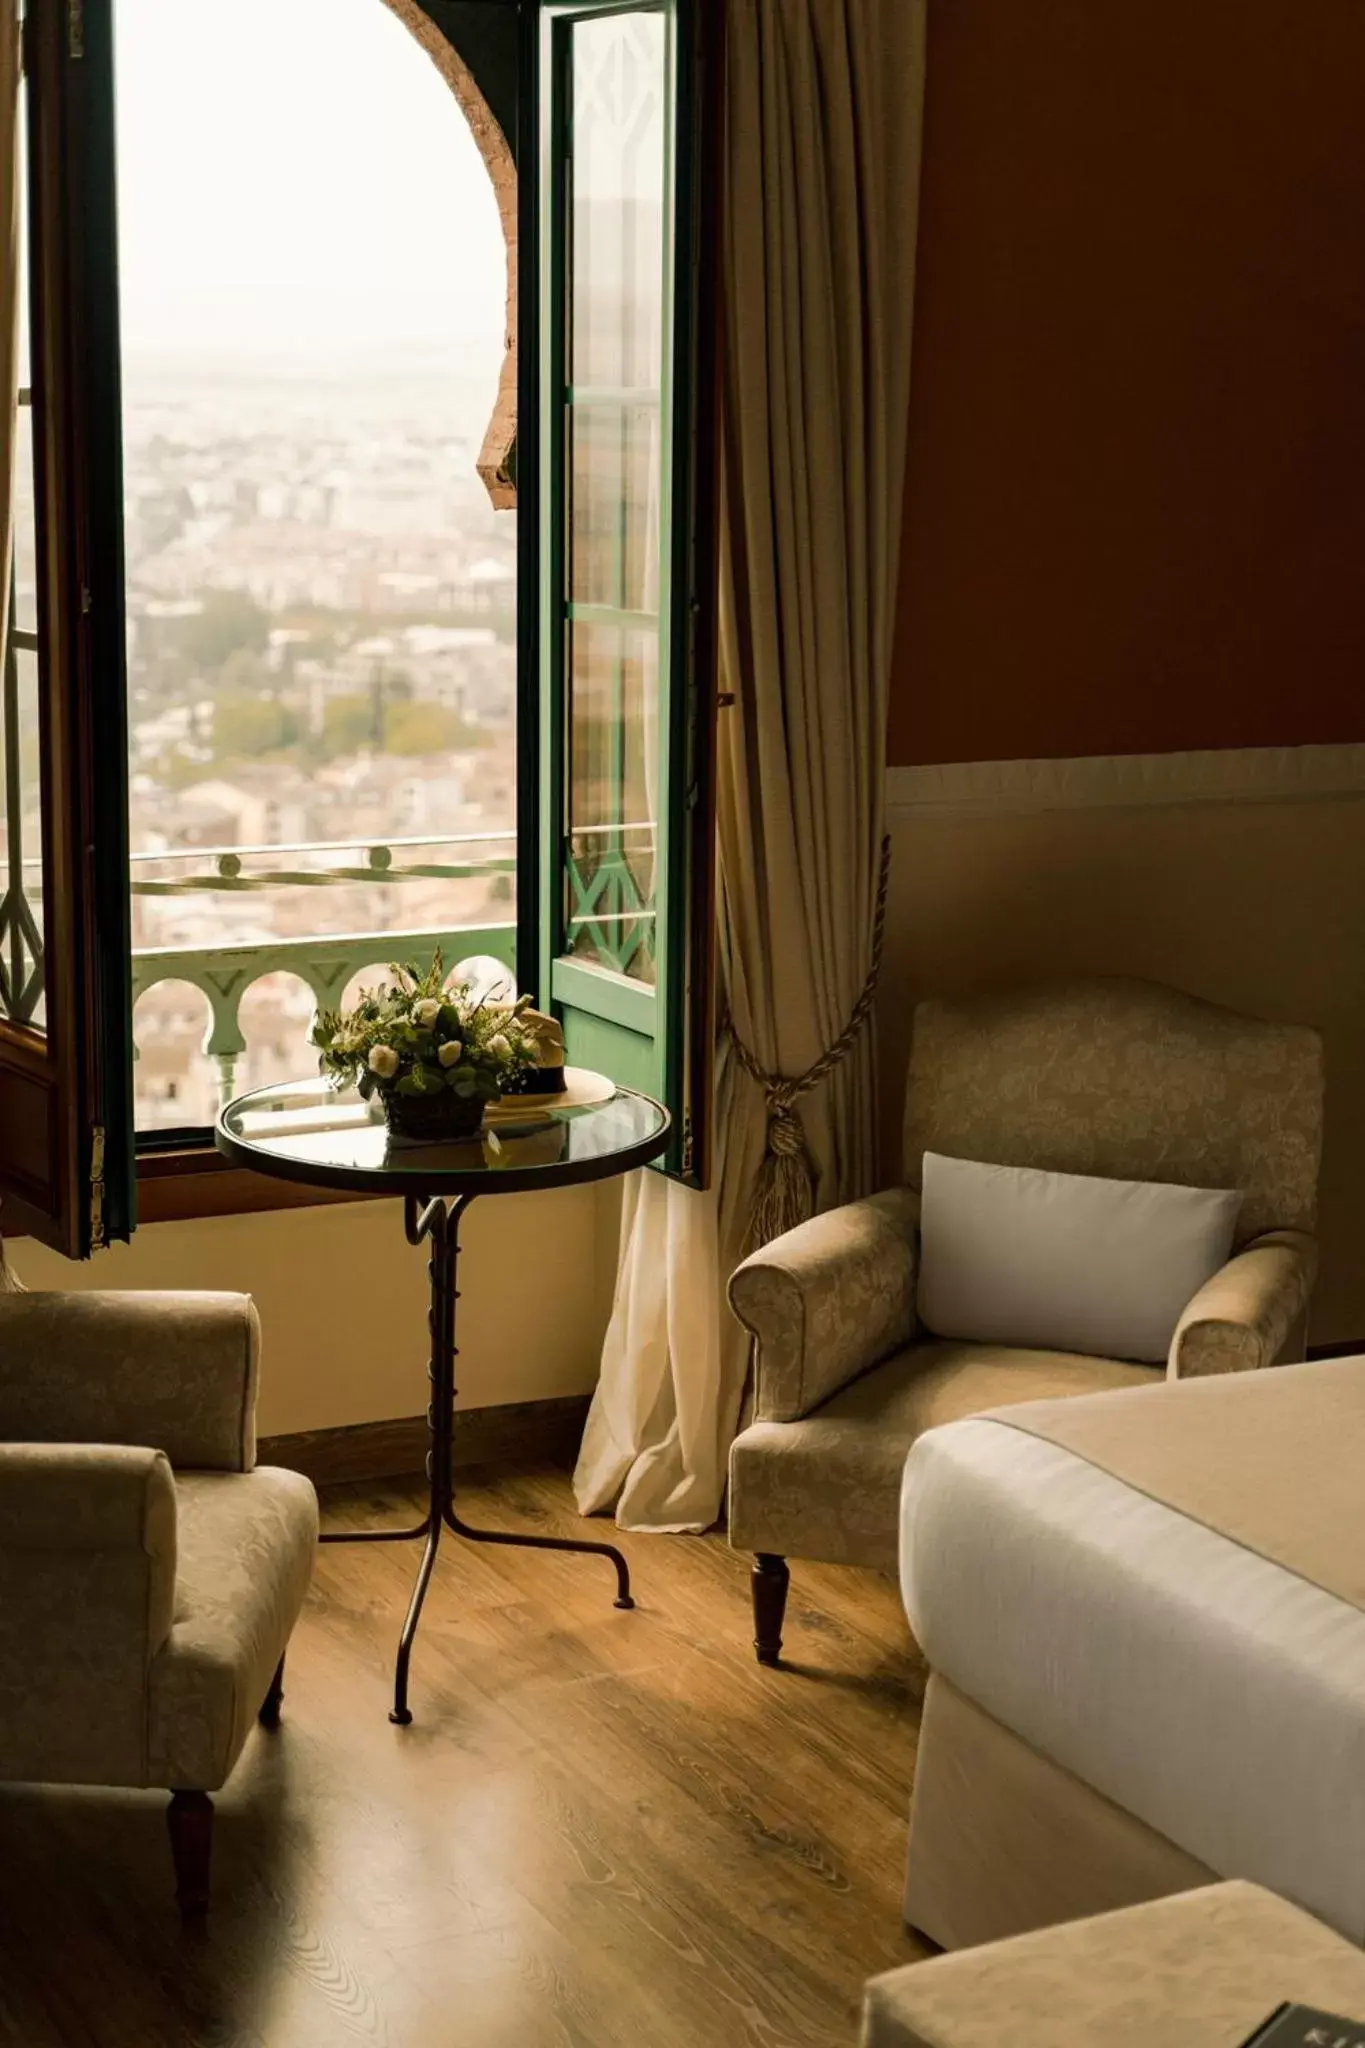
top-left (917, 1151), bottom-right (1242, 1365)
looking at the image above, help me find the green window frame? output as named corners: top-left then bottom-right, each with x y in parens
top-left (519, 0), bottom-right (718, 1183)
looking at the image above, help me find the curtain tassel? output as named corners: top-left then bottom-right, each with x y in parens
top-left (747, 1091), bottom-right (816, 1253)
top-left (725, 835), bottom-right (893, 1255)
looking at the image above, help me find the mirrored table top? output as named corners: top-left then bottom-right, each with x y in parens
top-left (216, 1078), bottom-right (671, 1197)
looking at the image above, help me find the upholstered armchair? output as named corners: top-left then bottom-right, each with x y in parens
top-left (0, 1290), bottom-right (318, 1912)
top-left (727, 979), bottom-right (1323, 1664)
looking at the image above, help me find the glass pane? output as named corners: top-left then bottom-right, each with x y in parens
top-left (570, 12), bottom-right (666, 393)
top-left (0, 643), bottom-right (47, 1030)
top-left (0, 74), bottom-right (46, 1033)
top-left (563, 11), bottom-right (666, 989)
top-left (570, 396), bottom-right (661, 613)
top-left (13, 402), bottom-right (36, 637)
top-left (114, 0), bottom-right (516, 1130)
top-left (565, 621), bottom-right (656, 983)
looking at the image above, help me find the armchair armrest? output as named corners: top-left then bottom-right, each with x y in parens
top-left (728, 1187), bottom-right (920, 1423)
top-left (1168, 1230), bottom-right (1318, 1379)
top-left (0, 1292), bottom-right (260, 1471)
top-left (0, 1445), bottom-right (179, 1785)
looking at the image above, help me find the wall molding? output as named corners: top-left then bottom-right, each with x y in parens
top-left (260, 1394), bottom-right (591, 1489)
top-left (887, 742), bottom-right (1365, 820)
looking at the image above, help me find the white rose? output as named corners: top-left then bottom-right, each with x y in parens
top-left (438, 1040), bottom-right (462, 1068)
top-left (368, 1044), bottom-right (400, 1079)
top-left (413, 998), bottom-right (441, 1026)
top-left (487, 1032), bottom-right (511, 1060)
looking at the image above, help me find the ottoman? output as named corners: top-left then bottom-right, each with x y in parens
top-left (861, 1882), bottom-right (1365, 2048)
top-left (898, 1355), bottom-right (1365, 1951)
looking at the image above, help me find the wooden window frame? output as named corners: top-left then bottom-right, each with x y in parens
top-left (4, 0), bottom-right (719, 1243)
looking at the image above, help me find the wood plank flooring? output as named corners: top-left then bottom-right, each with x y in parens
top-left (0, 1465), bottom-right (929, 2048)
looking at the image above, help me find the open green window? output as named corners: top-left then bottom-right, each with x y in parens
top-left (519, 0), bottom-right (718, 1183)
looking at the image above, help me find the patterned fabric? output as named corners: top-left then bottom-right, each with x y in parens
top-left (1170, 1228), bottom-right (1317, 1377)
top-left (0, 1289), bottom-right (315, 1794)
top-left (729, 980), bottom-right (1322, 1575)
top-left (903, 979), bottom-right (1323, 1246)
top-left (861, 1881), bottom-right (1365, 2048)
top-left (0, 1291), bottom-right (261, 1472)
top-left (728, 1188), bottom-right (920, 1423)
top-left (729, 1341), bottom-right (1158, 1570)
top-left (0, 1444), bottom-right (178, 1788)
top-left (147, 1467), bottom-right (317, 1791)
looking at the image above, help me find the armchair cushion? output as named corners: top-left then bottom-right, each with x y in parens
top-left (729, 1339), bottom-right (1157, 1572)
top-left (0, 1443), bottom-right (178, 1786)
top-left (147, 1466), bottom-right (318, 1791)
top-left (1169, 1229), bottom-right (1317, 1379)
top-left (728, 1188), bottom-right (920, 1424)
top-left (918, 1151), bottom-right (1241, 1365)
top-left (0, 1292), bottom-right (260, 1471)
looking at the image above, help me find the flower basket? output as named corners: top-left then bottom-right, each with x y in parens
top-left (310, 951), bottom-right (548, 1141)
top-left (381, 1088), bottom-right (485, 1143)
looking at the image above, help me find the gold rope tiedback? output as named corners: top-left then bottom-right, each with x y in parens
top-left (723, 835), bottom-right (892, 1252)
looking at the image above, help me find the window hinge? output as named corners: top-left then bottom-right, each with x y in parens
top-left (67, 0), bottom-right (84, 60)
top-left (681, 1111), bottom-right (694, 1177)
top-left (89, 1125), bottom-right (106, 1250)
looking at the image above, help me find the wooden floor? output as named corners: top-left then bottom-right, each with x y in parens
top-left (0, 1466), bottom-right (928, 2048)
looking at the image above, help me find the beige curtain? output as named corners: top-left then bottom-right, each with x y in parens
top-left (575, 0), bottom-right (927, 1533)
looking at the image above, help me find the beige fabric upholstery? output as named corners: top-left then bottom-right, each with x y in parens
top-left (902, 1674), bottom-right (1214, 1955)
top-left (729, 1188), bottom-right (920, 1424)
top-left (865, 1879), bottom-right (1365, 2048)
top-left (903, 979), bottom-right (1322, 1247)
top-left (0, 1444), bottom-right (179, 1787)
top-left (1169, 1228), bottom-right (1316, 1376)
top-left (0, 1290), bottom-right (315, 1799)
top-left (728, 978), bottom-right (1323, 1577)
top-left (0, 1291), bottom-right (261, 1471)
top-left (729, 1343), bottom-right (1156, 1571)
top-left (148, 1469), bottom-right (318, 1790)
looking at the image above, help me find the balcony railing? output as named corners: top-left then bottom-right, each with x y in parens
top-left (128, 820), bottom-right (657, 1118)
top-left (130, 829), bottom-right (518, 1114)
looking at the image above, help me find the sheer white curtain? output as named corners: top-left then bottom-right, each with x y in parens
top-left (575, 0), bottom-right (927, 1533)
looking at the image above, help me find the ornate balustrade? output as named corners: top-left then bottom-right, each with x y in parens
top-left (130, 830), bottom-right (517, 1113)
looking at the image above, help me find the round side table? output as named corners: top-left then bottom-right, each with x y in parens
top-left (216, 1077), bottom-right (670, 1725)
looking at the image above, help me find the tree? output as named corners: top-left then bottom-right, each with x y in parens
top-left (212, 692), bottom-right (299, 762)
top-left (320, 694), bottom-right (376, 760)
top-left (179, 589), bottom-right (272, 672)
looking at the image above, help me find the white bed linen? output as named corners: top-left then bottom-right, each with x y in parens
top-left (900, 1417), bottom-right (1365, 1942)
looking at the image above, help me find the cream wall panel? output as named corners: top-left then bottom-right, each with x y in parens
top-left (13, 1184), bottom-right (621, 1437)
top-left (881, 750), bottom-right (1365, 1344)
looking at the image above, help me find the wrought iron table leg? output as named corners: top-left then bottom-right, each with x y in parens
top-left (348, 1190), bottom-right (635, 1725)
top-left (389, 1519), bottom-right (441, 1725)
top-left (443, 1506), bottom-right (633, 1608)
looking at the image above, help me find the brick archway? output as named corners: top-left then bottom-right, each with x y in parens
top-left (381, 0), bottom-right (518, 511)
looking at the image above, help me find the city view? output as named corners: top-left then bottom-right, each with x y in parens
top-left (114, 0), bottom-right (514, 1131)
top-left (1, 0), bottom-right (664, 1133)
top-left (125, 347), bottom-right (516, 1130)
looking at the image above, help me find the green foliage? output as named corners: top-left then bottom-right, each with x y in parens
top-left (312, 951), bottom-right (539, 1109)
top-left (178, 589), bottom-right (272, 672)
top-left (212, 690), bottom-right (301, 761)
top-left (320, 694), bottom-right (376, 759)
top-left (385, 700), bottom-right (467, 757)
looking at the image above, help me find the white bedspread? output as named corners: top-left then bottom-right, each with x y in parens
top-left (900, 1416), bottom-right (1365, 1941)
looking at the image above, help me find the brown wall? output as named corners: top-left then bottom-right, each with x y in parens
top-left (888, 0), bottom-right (1365, 767)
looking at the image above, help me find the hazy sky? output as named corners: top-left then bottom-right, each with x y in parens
top-left (114, 0), bottom-right (508, 357)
